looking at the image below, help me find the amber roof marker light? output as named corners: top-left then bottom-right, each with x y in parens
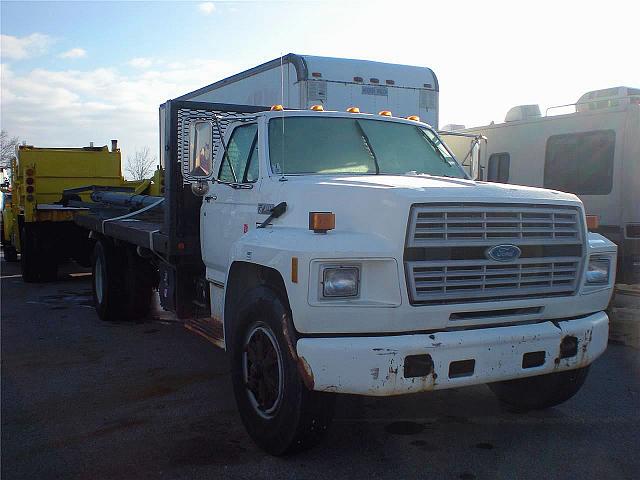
top-left (346, 107), bottom-right (360, 113)
top-left (270, 104), bottom-right (284, 111)
top-left (310, 104), bottom-right (324, 111)
top-left (378, 110), bottom-right (392, 117)
top-left (406, 115), bottom-right (421, 121)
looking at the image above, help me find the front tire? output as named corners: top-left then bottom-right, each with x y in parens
top-left (229, 286), bottom-right (334, 455)
top-left (488, 366), bottom-right (590, 410)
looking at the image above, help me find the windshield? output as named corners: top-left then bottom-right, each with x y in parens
top-left (268, 116), bottom-right (466, 178)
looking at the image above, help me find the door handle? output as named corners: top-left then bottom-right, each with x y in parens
top-left (204, 195), bottom-right (216, 203)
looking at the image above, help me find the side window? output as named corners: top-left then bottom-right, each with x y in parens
top-left (544, 130), bottom-right (615, 195)
top-left (487, 153), bottom-right (510, 183)
top-left (218, 124), bottom-right (259, 183)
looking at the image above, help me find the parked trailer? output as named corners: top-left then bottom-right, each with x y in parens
top-left (74, 100), bottom-right (616, 455)
top-left (444, 87), bottom-right (640, 284)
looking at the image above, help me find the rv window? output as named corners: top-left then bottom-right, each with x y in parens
top-left (487, 153), bottom-right (510, 183)
top-left (543, 130), bottom-right (615, 195)
top-left (218, 124), bottom-right (258, 183)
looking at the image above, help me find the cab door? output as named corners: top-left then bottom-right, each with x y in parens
top-left (201, 123), bottom-right (261, 284)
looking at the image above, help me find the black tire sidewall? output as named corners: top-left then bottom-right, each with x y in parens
top-left (489, 366), bottom-right (590, 410)
top-left (20, 225), bottom-right (38, 282)
top-left (92, 240), bottom-right (112, 321)
top-left (4, 245), bottom-right (18, 262)
top-left (91, 240), bottom-right (153, 322)
top-left (229, 286), bottom-right (310, 455)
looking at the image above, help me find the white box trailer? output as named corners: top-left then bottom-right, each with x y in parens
top-left (444, 87), bottom-right (640, 284)
top-left (176, 53), bottom-right (439, 126)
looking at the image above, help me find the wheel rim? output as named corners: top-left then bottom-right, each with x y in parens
top-left (242, 323), bottom-right (284, 419)
top-left (95, 254), bottom-right (105, 304)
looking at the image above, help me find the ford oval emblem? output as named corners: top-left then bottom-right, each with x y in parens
top-left (486, 244), bottom-right (521, 262)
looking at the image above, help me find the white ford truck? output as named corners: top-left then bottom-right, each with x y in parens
top-left (72, 100), bottom-right (617, 455)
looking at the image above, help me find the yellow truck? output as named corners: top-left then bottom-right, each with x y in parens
top-left (0, 141), bottom-right (162, 282)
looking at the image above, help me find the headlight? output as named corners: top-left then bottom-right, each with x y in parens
top-left (586, 256), bottom-right (610, 284)
top-left (322, 266), bottom-right (359, 297)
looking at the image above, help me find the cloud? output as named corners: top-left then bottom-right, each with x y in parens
top-left (128, 57), bottom-right (153, 69)
top-left (198, 2), bottom-right (216, 15)
top-left (0, 59), bottom-right (235, 165)
top-left (59, 48), bottom-right (87, 59)
top-left (0, 33), bottom-right (53, 60)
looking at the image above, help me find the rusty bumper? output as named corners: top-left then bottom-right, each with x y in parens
top-left (296, 311), bottom-right (609, 396)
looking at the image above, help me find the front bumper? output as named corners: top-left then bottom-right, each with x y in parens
top-left (296, 312), bottom-right (608, 396)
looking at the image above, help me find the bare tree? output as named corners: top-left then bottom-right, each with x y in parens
top-left (1, 130), bottom-right (20, 171)
top-left (125, 146), bottom-right (157, 181)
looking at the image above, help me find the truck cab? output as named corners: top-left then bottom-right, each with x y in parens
top-left (193, 106), bottom-right (616, 451)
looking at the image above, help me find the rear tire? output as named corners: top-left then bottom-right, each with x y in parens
top-left (3, 245), bottom-right (18, 262)
top-left (488, 366), bottom-right (590, 410)
top-left (20, 225), bottom-right (57, 282)
top-left (92, 240), bottom-right (154, 322)
top-left (229, 286), bottom-right (334, 455)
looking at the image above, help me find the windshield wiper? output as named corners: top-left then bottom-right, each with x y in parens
top-left (355, 120), bottom-right (380, 174)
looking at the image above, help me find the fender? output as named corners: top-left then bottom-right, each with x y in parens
top-left (223, 226), bottom-right (402, 335)
top-left (228, 226), bottom-right (398, 285)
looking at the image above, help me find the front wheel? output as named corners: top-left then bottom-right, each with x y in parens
top-left (488, 366), bottom-right (590, 410)
top-left (229, 286), bottom-right (334, 455)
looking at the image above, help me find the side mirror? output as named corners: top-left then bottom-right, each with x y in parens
top-left (185, 121), bottom-right (213, 179)
top-left (183, 121), bottom-right (214, 197)
top-left (470, 135), bottom-right (487, 180)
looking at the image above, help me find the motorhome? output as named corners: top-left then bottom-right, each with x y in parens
top-left (444, 87), bottom-right (640, 284)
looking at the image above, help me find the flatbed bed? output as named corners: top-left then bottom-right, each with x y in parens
top-left (74, 209), bottom-right (168, 254)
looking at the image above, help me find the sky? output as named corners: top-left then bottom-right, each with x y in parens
top-left (1, 0), bottom-right (638, 167)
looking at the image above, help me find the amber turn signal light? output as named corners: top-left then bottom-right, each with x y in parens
top-left (586, 215), bottom-right (599, 230)
top-left (309, 212), bottom-right (335, 234)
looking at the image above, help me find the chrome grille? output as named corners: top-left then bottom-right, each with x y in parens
top-left (405, 203), bottom-right (585, 305)
top-left (407, 257), bottom-right (580, 304)
top-left (408, 204), bottom-right (581, 247)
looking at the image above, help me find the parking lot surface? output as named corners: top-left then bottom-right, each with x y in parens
top-left (2, 257), bottom-right (639, 480)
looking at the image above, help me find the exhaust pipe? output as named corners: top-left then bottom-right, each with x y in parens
top-left (111, 139), bottom-right (118, 152)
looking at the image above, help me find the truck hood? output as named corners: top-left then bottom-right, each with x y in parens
top-left (263, 174), bottom-right (585, 256)
top-left (277, 174), bottom-right (581, 205)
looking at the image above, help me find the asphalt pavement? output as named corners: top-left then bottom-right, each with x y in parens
top-left (2, 256), bottom-right (639, 480)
